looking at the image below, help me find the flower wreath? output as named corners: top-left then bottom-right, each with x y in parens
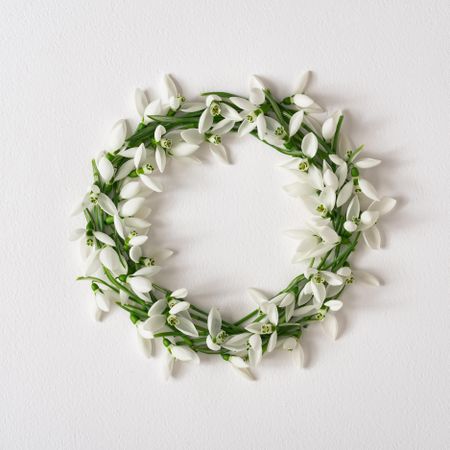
top-left (71, 73), bottom-right (396, 380)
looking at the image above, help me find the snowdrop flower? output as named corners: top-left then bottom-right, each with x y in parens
top-left (285, 72), bottom-right (323, 137)
top-left (343, 196), bottom-right (396, 249)
top-left (104, 119), bottom-right (127, 152)
top-left (247, 334), bottom-right (263, 368)
top-left (70, 184), bottom-right (102, 217)
top-left (303, 268), bottom-right (343, 305)
top-left (285, 217), bottom-right (341, 263)
top-left (166, 294), bottom-right (199, 338)
top-left (198, 95), bottom-right (241, 134)
top-left (326, 266), bottom-right (380, 297)
top-left (245, 289), bottom-right (279, 352)
top-left (321, 312), bottom-right (339, 340)
top-left (163, 344), bottom-right (200, 379)
top-left (181, 118), bottom-right (234, 164)
top-left (154, 125), bottom-right (200, 169)
top-left (69, 227), bottom-right (96, 259)
top-left (136, 327), bottom-right (153, 358)
top-left (90, 283), bottom-right (111, 321)
top-left (162, 74), bottom-right (185, 111)
top-left (336, 134), bottom-right (381, 170)
top-left (138, 298), bottom-right (168, 338)
top-left (228, 356), bottom-right (254, 381)
top-left (264, 117), bottom-right (287, 147)
top-left (230, 77), bottom-right (267, 139)
top-left (206, 307), bottom-right (228, 351)
top-left (282, 337), bottom-right (305, 368)
top-left (221, 333), bottom-right (251, 353)
top-left (134, 88), bottom-right (148, 118)
top-left (116, 143), bottom-right (163, 191)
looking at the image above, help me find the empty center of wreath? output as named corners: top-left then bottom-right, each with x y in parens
top-left (152, 139), bottom-right (299, 315)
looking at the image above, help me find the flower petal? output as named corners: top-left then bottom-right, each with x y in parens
top-left (105, 120), bottom-right (127, 151)
top-left (139, 175), bottom-right (163, 193)
top-left (175, 317), bottom-right (199, 338)
top-left (301, 132), bottom-right (318, 158)
top-left (289, 110), bottom-right (304, 137)
top-left (98, 156), bottom-right (114, 183)
top-left (93, 231), bottom-right (115, 247)
top-left (135, 88), bottom-right (148, 116)
top-left (321, 313), bottom-right (339, 340)
top-left (97, 193), bottom-right (118, 216)
top-left (207, 307), bottom-right (222, 337)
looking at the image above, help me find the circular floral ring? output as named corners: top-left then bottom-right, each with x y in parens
top-left (71, 73), bottom-right (396, 380)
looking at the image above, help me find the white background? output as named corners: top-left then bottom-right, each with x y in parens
top-left (1, 1), bottom-right (449, 449)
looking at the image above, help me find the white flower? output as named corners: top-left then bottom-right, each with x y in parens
top-left (181, 118), bottom-right (234, 164)
top-left (134, 88), bottom-right (148, 117)
top-left (285, 217), bottom-right (341, 263)
top-left (198, 95), bottom-right (241, 134)
top-left (166, 296), bottom-right (199, 337)
top-left (303, 268), bottom-right (343, 305)
top-left (162, 74), bottom-right (185, 111)
top-left (138, 298), bottom-right (168, 338)
top-left (136, 327), bottom-right (153, 358)
top-left (321, 312), bottom-right (339, 340)
top-left (206, 308), bottom-right (228, 351)
top-left (228, 356), bottom-right (254, 380)
top-left (163, 344), bottom-right (200, 380)
top-left (247, 334), bottom-right (263, 368)
top-left (230, 77), bottom-right (267, 139)
top-left (343, 196), bottom-right (396, 249)
top-left (282, 337), bottom-right (305, 368)
top-left (104, 119), bottom-right (127, 152)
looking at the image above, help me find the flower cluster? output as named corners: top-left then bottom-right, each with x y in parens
top-left (71, 73), bottom-right (395, 380)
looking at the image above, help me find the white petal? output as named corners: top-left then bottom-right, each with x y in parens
top-left (129, 245), bottom-right (142, 263)
top-left (120, 181), bottom-right (141, 199)
top-left (169, 301), bottom-right (190, 315)
top-left (363, 226), bottom-right (381, 250)
top-left (221, 333), bottom-right (251, 352)
top-left (293, 94), bottom-right (314, 108)
top-left (128, 235), bottom-right (148, 247)
top-left (163, 352), bottom-right (174, 380)
top-left (105, 120), bottom-right (127, 151)
top-left (99, 247), bottom-right (124, 274)
top-left (142, 314), bottom-right (166, 334)
top-left (322, 113), bottom-right (339, 141)
top-left (337, 181), bottom-right (353, 207)
top-left (230, 97), bottom-right (255, 111)
top-left (301, 132), bottom-right (318, 158)
top-left (267, 331), bottom-right (278, 352)
top-left (171, 142), bottom-right (199, 157)
top-left (134, 266), bottom-right (161, 277)
top-left (207, 307), bottom-right (222, 337)
top-left (133, 144), bottom-right (146, 169)
top-left (199, 109), bottom-right (213, 133)
top-left (95, 291), bottom-right (111, 312)
top-left (249, 88), bottom-right (265, 105)
top-left (128, 276), bottom-right (152, 293)
top-left (175, 317), bottom-right (199, 338)
top-left (114, 159), bottom-right (136, 181)
top-left (209, 143), bottom-right (229, 163)
top-left (206, 335), bottom-right (221, 351)
top-left (311, 282), bottom-right (326, 304)
top-left (97, 193), bottom-right (118, 216)
top-left (162, 74), bottom-right (178, 100)
top-left (294, 71), bottom-right (310, 94)
top-left (144, 99), bottom-right (162, 121)
top-left (135, 88), bottom-right (148, 116)
top-left (256, 114), bottom-right (266, 140)
top-left (148, 299), bottom-right (168, 316)
top-left (238, 119), bottom-right (257, 137)
top-left (181, 129), bottom-right (204, 145)
top-left (324, 300), bottom-right (343, 311)
top-left (220, 104), bottom-right (242, 121)
top-left (231, 366), bottom-right (255, 381)
top-left (229, 356), bottom-right (249, 369)
top-left (368, 197), bottom-right (397, 216)
top-left (358, 178), bottom-right (380, 201)
top-left (113, 214), bottom-right (125, 239)
top-left (171, 288), bottom-right (188, 299)
top-left (154, 125), bottom-right (166, 142)
top-left (97, 156), bottom-right (114, 183)
top-left (139, 175), bottom-right (163, 193)
top-left (211, 118), bottom-right (235, 135)
top-left (289, 110), bottom-right (304, 137)
top-left (93, 231), bottom-right (115, 247)
top-left (180, 102), bottom-right (205, 112)
top-left (120, 197), bottom-right (146, 217)
top-left (355, 158), bottom-right (381, 169)
top-left (321, 313), bottom-right (339, 340)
